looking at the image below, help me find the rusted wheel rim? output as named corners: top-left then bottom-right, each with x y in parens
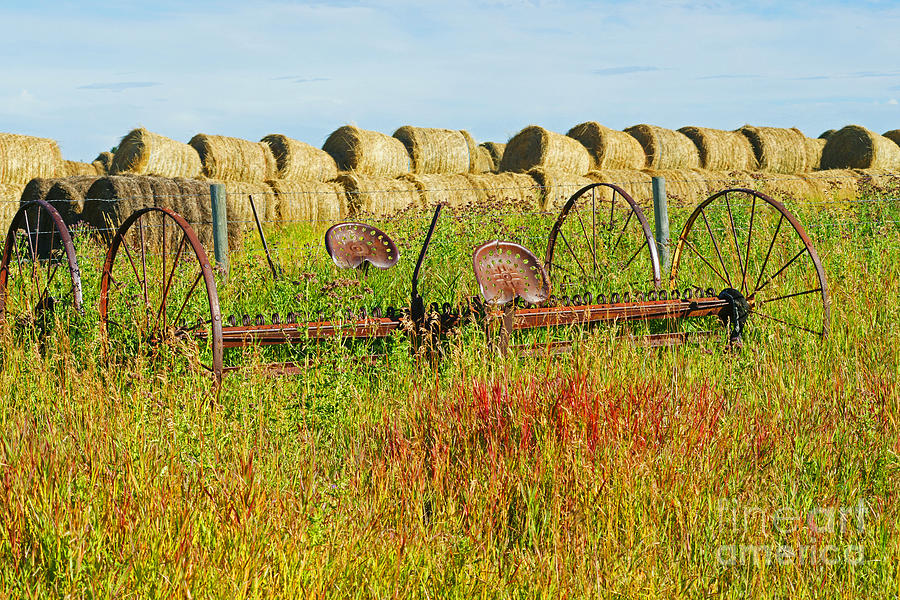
top-left (671, 188), bottom-right (830, 339)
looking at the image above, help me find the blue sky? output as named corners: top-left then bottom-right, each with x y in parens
top-left (2, 0), bottom-right (899, 161)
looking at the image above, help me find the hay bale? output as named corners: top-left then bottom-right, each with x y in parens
top-left (392, 126), bottom-right (477, 174)
top-left (19, 178), bottom-right (57, 206)
top-left (0, 133), bottom-right (63, 185)
top-left (737, 126), bottom-right (808, 173)
top-left (111, 128), bottom-right (202, 178)
top-left (45, 176), bottom-right (101, 224)
top-left (93, 151), bottom-right (114, 174)
top-left (333, 173), bottom-right (420, 217)
top-left (399, 173), bottom-right (482, 209)
top-left (819, 130), bottom-right (836, 140)
top-left (0, 183), bottom-right (25, 231)
top-left (500, 126), bottom-right (592, 175)
top-left (472, 146), bottom-right (494, 173)
top-left (463, 172), bottom-right (542, 210)
top-left (322, 125), bottom-right (411, 177)
top-left (882, 129), bottom-right (900, 149)
top-left (641, 169), bottom-right (711, 207)
top-left (804, 137), bottom-right (827, 171)
top-left (567, 122), bottom-right (646, 170)
top-left (219, 181), bottom-right (278, 251)
top-left (260, 134), bottom-right (338, 181)
top-left (527, 167), bottom-right (595, 211)
top-left (62, 160), bottom-right (100, 177)
top-left (799, 169), bottom-right (859, 201)
top-left (480, 142), bottom-right (505, 171)
top-left (189, 134), bottom-right (277, 182)
top-left (624, 125), bottom-right (700, 170)
top-left (751, 173), bottom-right (816, 202)
top-left (852, 169), bottom-right (900, 196)
top-left (677, 126), bottom-right (757, 171)
top-left (820, 125), bottom-right (900, 170)
top-left (268, 179), bottom-right (348, 224)
top-left (584, 169), bottom-right (655, 206)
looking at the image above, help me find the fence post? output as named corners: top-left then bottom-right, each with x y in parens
top-left (210, 183), bottom-right (229, 275)
top-left (651, 176), bottom-right (670, 270)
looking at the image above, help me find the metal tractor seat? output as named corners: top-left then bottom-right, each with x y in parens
top-left (472, 240), bottom-right (551, 305)
top-left (324, 222), bottom-right (400, 270)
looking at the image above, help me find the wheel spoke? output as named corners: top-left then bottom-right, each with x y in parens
top-left (151, 232), bottom-right (187, 336)
top-left (610, 210), bottom-right (634, 256)
top-left (741, 195), bottom-right (756, 293)
top-left (139, 217), bottom-right (149, 309)
top-left (752, 213), bottom-right (784, 295)
top-left (755, 287), bottom-right (822, 306)
top-left (700, 207), bottom-right (732, 287)
top-left (752, 308), bottom-right (822, 336)
top-left (35, 261), bottom-right (61, 311)
top-left (172, 270), bottom-right (204, 327)
top-left (682, 237), bottom-right (730, 288)
top-left (558, 229), bottom-right (588, 279)
top-left (754, 247), bottom-right (808, 295)
top-left (724, 192), bottom-right (746, 288)
top-left (572, 202), bottom-right (598, 275)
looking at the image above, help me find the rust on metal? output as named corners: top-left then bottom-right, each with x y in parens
top-left (325, 222), bottom-right (399, 270)
top-left (473, 241), bottom-right (551, 305)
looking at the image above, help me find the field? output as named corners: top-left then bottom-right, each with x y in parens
top-left (0, 183), bottom-right (898, 598)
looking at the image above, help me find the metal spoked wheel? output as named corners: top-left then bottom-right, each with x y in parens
top-left (99, 207), bottom-right (223, 381)
top-left (670, 188), bottom-right (830, 339)
top-left (0, 199), bottom-right (83, 338)
top-left (544, 183), bottom-right (661, 295)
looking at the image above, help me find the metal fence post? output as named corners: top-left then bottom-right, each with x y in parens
top-left (210, 183), bottom-right (229, 275)
top-left (652, 176), bottom-right (670, 270)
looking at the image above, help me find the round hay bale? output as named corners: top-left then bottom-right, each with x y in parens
top-left (819, 129), bottom-right (836, 140)
top-left (399, 173), bottom-right (482, 209)
top-left (463, 172), bottom-right (542, 210)
top-left (269, 179), bottom-right (348, 223)
top-left (63, 160), bottom-right (100, 177)
top-left (852, 169), bottom-right (900, 196)
top-left (882, 129), bottom-right (900, 149)
top-left (83, 176), bottom-right (154, 239)
top-left (480, 142), bottom-right (505, 171)
top-left (583, 169), bottom-right (654, 206)
top-left (393, 126), bottom-right (477, 174)
top-left (500, 125), bottom-right (593, 175)
top-left (323, 126), bottom-right (411, 177)
top-left (333, 174), bottom-right (420, 217)
top-left (0, 183), bottom-right (25, 231)
top-left (45, 176), bottom-right (101, 224)
top-left (472, 146), bottom-right (494, 173)
top-left (820, 125), bottom-right (900, 170)
top-left (677, 126), bottom-right (757, 171)
top-left (624, 125), bottom-right (700, 170)
top-left (799, 169), bottom-right (859, 201)
top-left (527, 167), bottom-right (595, 211)
top-left (93, 151), bottom-right (114, 174)
top-left (755, 173), bottom-right (816, 202)
top-left (0, 133), bottom-right (63, 185)
top-left (804, 137), bottom-right (827, 171)
top-left (260, 134), bottom-right (338, 181)
top-left (111, 128), bottom-right (202, 178)
top-left (189, 134), bottom-right (277, 182)
top-left (737, 126), bottom-right (808, 173)
top-left (567, 122), bottom-right (646, 170)
top-left (19, 178), bottom-right (57, 206)
top-left (219, 181), bottom-right (278, 251)
top-left (641, 168), bottom-right (711, 207)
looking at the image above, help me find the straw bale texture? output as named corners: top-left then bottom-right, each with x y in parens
top-left (19, 178), bottom-right (57, 206)
top-left (819, 130), bottom-right (835, 140)
top-left (737, 126), bottom-right (808, 173)
top-left (0, 183), bottom-right (25, 230)
top-left (624, 125), bottom-right (700, 170)
top-left (480, 143), bottom-right (505, 171)
top-left (755, 173), bottom-right (816, 201)
top-left (527, 167), bottom-right (595, 211)
top-left (268, 180), bottom-right (348, 223)
top-left (677, 126), bottom-right (757, 171)
top-left (62, 160), bottom-right (100, 177)
top-left (217, 181), bottom-right (278, 251)
top-left (567, 122), bottom-right (646, 170)
top-left (882, 129), bottom-right (900, 149)
top-left (583, 170), bottom-right (654, 207)
top-left (820, 125), bottom-right (900, 170)
top-left (334, 174), bottom-right (420, 217)
top-left (45, 176), bottom-right (101, 224)
top-left (0, 133), bottom-right (63, 185)
top-left (463, 172), bottom-right (542, 210)
top-left (323, 126), bottom-right (411, 177)
top-left (111, 128), bottom-right (202, 178)
top-left (641, 169), bottom-right (711, 207)
top-left (189, 134), bottom-right (276, 182)
top-left (804, 137), bottom-right (827, 170)
top-left (799, 169), bottom-right (859, 201)
top-left (472, 146), bottom-right (495, 173)
top-left (399, 174), bottom-right (482, 209)
top-left (500, 126), bottom-right (593, 175)
top-left (853, 169), bottom-right (900, 196)
top-left (93, 151), bottom-right (114, 174)
top-left (261, 134), bottom-right (338, 181)
top-left (393, 126), bottom-right (477, 174)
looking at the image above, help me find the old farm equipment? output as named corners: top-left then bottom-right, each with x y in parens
top-left (0, 182), bottom-right (829, 382)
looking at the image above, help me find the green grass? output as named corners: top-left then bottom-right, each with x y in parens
top-left (0, 186), bottom-right (898, 598)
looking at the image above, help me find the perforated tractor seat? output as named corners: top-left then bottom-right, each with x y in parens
top-left (472, 240), bottom-right (551, 305)
top-left (325, 222), bottom-right (399, 270)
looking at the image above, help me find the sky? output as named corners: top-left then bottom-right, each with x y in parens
top-left (2, 0), bottom-right (899, 161)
